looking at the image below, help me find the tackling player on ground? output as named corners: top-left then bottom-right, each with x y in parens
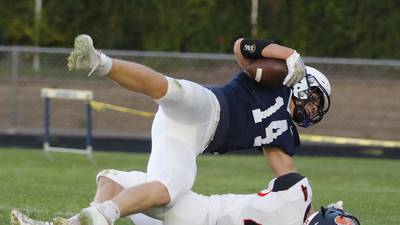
top-left (28, 35), bottom-right (331, 225)
top-left (10, 170), bottom-right (360, 225)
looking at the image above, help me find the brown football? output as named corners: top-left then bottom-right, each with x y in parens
top-left (245, 58), bottom-right (288, 88)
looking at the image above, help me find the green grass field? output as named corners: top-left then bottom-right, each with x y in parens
top-left (1, 147), bottom-right (399, 225)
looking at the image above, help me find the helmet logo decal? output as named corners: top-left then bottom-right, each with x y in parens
top-left (334, 216), bottom-right (356, 225)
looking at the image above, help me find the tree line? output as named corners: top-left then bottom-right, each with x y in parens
top-left (1, 0), bottom-right (398, 59)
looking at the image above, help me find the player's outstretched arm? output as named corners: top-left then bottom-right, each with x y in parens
top-left (262, 147), bottom-right (297, 176)
top-left (233, 38), bottom-right (305, 87)
top-left (233, 38), bottom-right (293, 69)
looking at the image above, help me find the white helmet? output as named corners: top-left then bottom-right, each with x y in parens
top-left (292, 66), bottom-right (331, 127)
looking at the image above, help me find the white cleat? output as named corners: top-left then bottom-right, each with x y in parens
top-left (10, 209), bottom-right (52, 225)
top-left (67, 34), bottom-right (101, 76)
top-left (79, 207), bottom-right (110, 225)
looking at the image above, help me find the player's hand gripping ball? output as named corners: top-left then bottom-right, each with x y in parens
top-left (245, 58), bottom-right (288, 88)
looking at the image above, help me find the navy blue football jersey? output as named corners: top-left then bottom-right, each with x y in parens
top-left (206, 71), bottom-right (300, 156)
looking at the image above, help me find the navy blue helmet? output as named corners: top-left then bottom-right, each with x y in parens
top-left (304, 207), bottom-right (360, 225)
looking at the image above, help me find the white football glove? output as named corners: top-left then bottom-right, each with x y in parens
top-left (283, 51), bottom-right (306, 87)
top-left (326, 200), bottom-right (344, 210)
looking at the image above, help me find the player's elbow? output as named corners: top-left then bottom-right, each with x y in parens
top-left (233, 38), bottom-right (244, 55)
top-left (233, 38), bottom-right (251, 70)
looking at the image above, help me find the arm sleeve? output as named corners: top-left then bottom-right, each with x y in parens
top-left (240, 38), bottom-right (275, 60)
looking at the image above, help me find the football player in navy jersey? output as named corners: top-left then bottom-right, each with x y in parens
top-left (11, 171), bottom-right (360, 225)
top-left (56, 34), bottom-right (331, 225)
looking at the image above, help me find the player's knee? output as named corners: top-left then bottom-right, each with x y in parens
top-left (97, 175), bottom-right (114, 186)
top-left (149, 181), bottom-right (171, 206)
top-left (96, 169), bottom-right (124, 193)
top-left (97, 176), bottom-right (123, 192)
top-left (149, 75), bottom-right (169, 100)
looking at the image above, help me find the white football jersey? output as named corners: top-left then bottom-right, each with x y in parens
top-left (211, 176), bottom-right (312, 225)
top-left (159, 174), bottom-right (312, 225)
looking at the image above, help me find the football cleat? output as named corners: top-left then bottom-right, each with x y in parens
top-left (79, 207), bottom-right (110, 225)
top-left (10, 209), bottom-right (52, 225)
top-left (67, 35), bottom-right (100, 76)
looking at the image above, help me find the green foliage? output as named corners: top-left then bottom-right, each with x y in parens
top-left (0, 0), bottom-right (399, 58)
top-left (257, 0), bottom-right (400, 58)
top-left (0, 0), bottom-right (34, 44)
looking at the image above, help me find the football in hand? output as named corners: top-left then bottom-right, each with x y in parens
top-left (245, 58), bottom-right (288, 88)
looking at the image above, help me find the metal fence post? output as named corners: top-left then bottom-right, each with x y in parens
top-left (10, 47), bottom-right (19, 134)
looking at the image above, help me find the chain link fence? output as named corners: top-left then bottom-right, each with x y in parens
top-left (1, 46), bottom-right (399, 141)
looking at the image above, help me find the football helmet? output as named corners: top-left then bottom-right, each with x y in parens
top-left (292, 66), bottom-right (331, 127)
top-left (304, 207), bottom-right (360, 225)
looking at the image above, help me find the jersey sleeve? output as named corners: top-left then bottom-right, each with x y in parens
top-left (240, 174), bottom-right (312, 225)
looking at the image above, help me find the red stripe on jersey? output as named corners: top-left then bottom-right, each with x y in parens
top-left (301, 185), bottom-right (308, 201)
top-left (257, 190), bottom-right (270, 197)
